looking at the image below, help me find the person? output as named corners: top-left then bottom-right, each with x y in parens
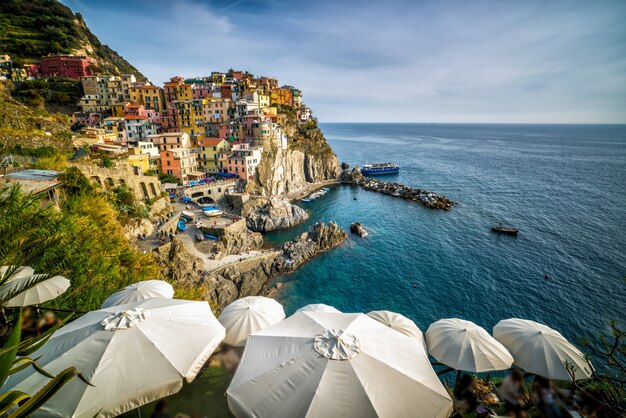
top-left (150, 400), bottom-right (170, 418)
top-left (36, 311), bottom-right (60, 335)
top-left (454, 373), bottom-right (478, 412)
top-left (501, 369), bottom-right (527, 418)
top-left (532, 376), bottom-right (563, 418)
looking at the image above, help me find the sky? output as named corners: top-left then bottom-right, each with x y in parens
top-left (61, 0), bottom-right (626, 123)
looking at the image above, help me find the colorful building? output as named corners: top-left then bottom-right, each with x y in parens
top-left (160, 148), bottom-right (198, 183)
top-left (198, 138), bottom-right (231, 173)
top-left (124, 117), bottom-right (158, 144)
top-left (37, 55), bottom-right (98, 79)
top-left (219, 143), bottom-right (263, 180)
top-left (149, 132), bottom-right (191, 152)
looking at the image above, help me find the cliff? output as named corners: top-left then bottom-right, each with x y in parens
top-left (247, 115), bottom-right (340, 197)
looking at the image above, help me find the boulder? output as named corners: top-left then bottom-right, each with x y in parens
top-left (243, 197), bottom-right (309, 232)
top-left (350, 222), bottom-right (368, 237)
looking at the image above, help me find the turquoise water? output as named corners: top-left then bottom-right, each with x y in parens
top-left (266, 123), bottom-right (626, 343)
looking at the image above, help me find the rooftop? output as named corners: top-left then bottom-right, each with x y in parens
top-left (6, 170), bottom-right (60, 181)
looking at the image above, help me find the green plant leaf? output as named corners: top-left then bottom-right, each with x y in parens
top-left (0, 308), bottom-right (22, 383)
top-left (7, 367), bottom-right (80, 418)
top-left (0, 390), bottom-right (30, 416)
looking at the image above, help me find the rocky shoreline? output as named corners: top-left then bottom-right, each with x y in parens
top-left (341, 167), bottom-right (454, 210)
top-left (154, 221), bottom-right (347, 312)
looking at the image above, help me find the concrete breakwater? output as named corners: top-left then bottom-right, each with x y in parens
top-left (355, 177), bottom-right (454, 210)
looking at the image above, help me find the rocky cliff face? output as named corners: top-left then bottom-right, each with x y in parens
top-left (242, 197), bottom-right (308, 232)
top-left (247, 118), bottom-right (341, 196)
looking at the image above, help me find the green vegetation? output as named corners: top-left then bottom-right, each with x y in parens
top-left (0, 94), bottom-right (73, 153)
top-left (572, 320), bottom-right (626, 416)
top-left (0, 307), bottom-right (82, 417)
top-left (0, 183), bottom-right (160, 313)
top-left (0, 0), bottom-right (145, 78)
top-left (159, 173), bottom-right (180, 184)
top-left (10, 78), bottom-right (83, 111)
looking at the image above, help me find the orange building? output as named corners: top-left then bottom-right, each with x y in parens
top-left (160, 148), bottom-right (198, 183)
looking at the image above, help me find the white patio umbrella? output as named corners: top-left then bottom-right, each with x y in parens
top-left (367, 310), bottom-right (426, 350)
top-left (2, 298), bottom-right (225, 418)
top-left (227, 311), bottom-right (453, 418)
top-left (101, 280), bottom-right (175, 308)
top-left (218, 296), bottom-right (285, 346)
top-left (0, 266), bottom-right (70, 307)
top-left (426, 318), bottom-right (514, 372)
top-left (493, 318), bottom-right (593, 380)
top-left (295, 303), bottom-right (340, 314)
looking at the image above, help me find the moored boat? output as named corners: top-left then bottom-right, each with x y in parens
top-left (202, 206), bottom-right (223, 217)
top-left (361, 163), bottom-right (400, 176)
top-left (491, 224), bottom-right (519, 235)
top-left (177, 219), bottom-right (187, 231)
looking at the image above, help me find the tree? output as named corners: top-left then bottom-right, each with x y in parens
top-left (567, 320), bottom-right (626, 416)
top-left (58, 167), bottom-right (93, 197)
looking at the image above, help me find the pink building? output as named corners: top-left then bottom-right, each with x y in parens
top-left (37, 55), bottom-right (98, 79)
top-left (124, 103), bottom-right (158, 123)
top-left (219, 143), bottom-right (263, 180)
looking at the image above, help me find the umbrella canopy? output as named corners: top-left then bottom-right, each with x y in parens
top-left (227, 311), bottom-right (453, 418)
top-left (2, 298), bottom-right (225, 417)
top-left (295, 303), bottom-right (341, 314)
top-left (367, 310), bottom-right (426, 350)
top-left (493, 318), bottom-right (593, 380)
top-left (426, 318), bottom-right (514, 372)
top-left (101, 280), bottom-right (175, 308)
top-left (0, 266), bottom-right (70, 307)
top-left (218, 296), bottom-right (285, 347)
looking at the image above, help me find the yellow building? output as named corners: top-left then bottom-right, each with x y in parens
top-left (270, 88), bottom-right (294, 107)
top-left (176, 83), bottom-right (193, 101)
top-left (130, 84), bottom-right (166, 113)
top-left (198, 138), bottom-right (231, 173)
top-left (258, 93), bottom-right (270, 109)
top-left (127, 148), bottom-right (151, 174)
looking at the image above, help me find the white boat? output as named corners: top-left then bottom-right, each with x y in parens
top-left (202, 206), bottom-right (223, 217)
top-left (181, 210), bottom-right (195, 220)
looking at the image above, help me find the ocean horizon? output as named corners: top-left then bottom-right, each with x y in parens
top-left (267, 122), bottom-right (626, 345)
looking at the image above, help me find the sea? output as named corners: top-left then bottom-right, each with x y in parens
top-left (265, 123), bottom-right (626, 344)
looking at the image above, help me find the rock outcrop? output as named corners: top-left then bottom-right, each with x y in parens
top-left (123, 218), bottom-right (155, 240)
top-left (154, 221), bottom-right (348, 311)
top-left (153, 238), bottom-right (205, 283)
top-left (205, 218), bottom-right (264, 259)
top-left (148, 197), bottom-right (173, 218)
top-left (350, 222), bottom-right (368, 237)
top-left (275, 221), bottom-right (347, 273)
top-left (242, 197), bottom-right (309, 232)
top-left (340, 167), bottom-right (364, 182)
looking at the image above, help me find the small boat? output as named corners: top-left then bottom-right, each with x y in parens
top-left (177, 219), bottom-right (187, 231)
top-left (491, 224), bottom-right (519, 235)
top-left (361, 163), bottom-right (400, 176)
top-left (204, 234), bottom-right (219, 240)
top-left (202, 206), bottom-right (223, 217)
top-left (301, 198), bottom-right (311, 202)
top-left (321, 187), bottom-right (330, 192)
top-left (181, 210), bottom-right (195, 220)
top-left (182, 196), bottom-right (194, 203)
